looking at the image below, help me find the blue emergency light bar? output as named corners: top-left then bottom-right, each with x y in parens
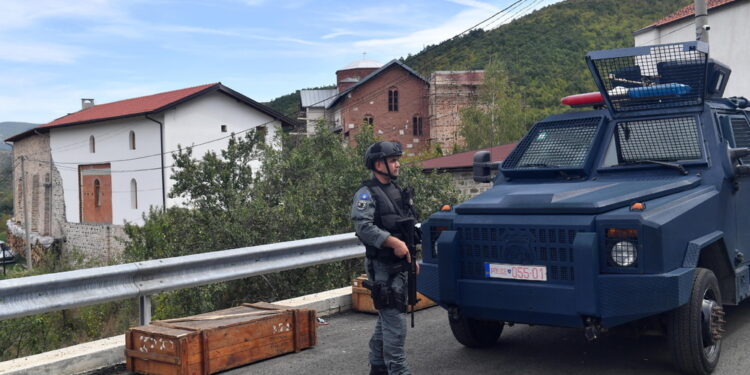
top-left (628, 83), bottom-right (692, 98)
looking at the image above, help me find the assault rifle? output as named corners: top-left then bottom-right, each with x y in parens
top-left (397, 218), bottom-right (418, 328)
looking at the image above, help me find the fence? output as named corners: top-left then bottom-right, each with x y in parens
top-left (0, 232), bottom-right (364, 324)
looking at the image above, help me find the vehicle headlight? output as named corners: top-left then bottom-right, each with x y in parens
top-left (606, 228), bottom-right (639, 268)
top-left (611, 241), bottom-right (637, 267)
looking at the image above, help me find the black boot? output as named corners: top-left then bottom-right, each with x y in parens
top-left (369, 364), bottom-right (388, 375)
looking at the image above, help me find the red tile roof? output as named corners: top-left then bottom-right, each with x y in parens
top-left (649, 0), bottom-right (738, 28)
top-left (39, 83), bottom-right (219, 129)
top-left (7, 82), bottom-right (299, 142)
top-left (421, 142), bottom-right (518, 170)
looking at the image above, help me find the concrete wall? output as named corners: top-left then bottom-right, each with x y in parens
top-left (334, 65), bottom-right (430, 156)
top-left (634, 2), bottom-right (750, 98)
top-left (162, 91), bottom-right (282, 207)
top-left (306, 107), bottom-right (326, 134)
top-left (50, 116), bottom-right (163, 226)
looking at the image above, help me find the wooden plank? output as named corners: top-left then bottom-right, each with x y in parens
top-left (208, 334), bottom-right (296, 373)
top-left (126, 330), bottom-right (133, 371)
top-left (125, 349), bottom-right (181, 365)
top-left (130, 358), bottom-right (181, 375)
top-left (180, 335), bottom-right (190, 375)
top-left (200, 331), bottom-right (209, 375)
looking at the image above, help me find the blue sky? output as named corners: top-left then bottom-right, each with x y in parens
top-left (0, 0), bottom-right (561, 123)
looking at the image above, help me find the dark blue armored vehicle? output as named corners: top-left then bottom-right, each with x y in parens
top-left (418, 41), bottom-right (750, 374)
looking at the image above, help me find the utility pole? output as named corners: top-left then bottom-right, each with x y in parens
top-left (20, 156), bottom-right (31, 269)
top-left (695, 0), bottom-right (709, 43)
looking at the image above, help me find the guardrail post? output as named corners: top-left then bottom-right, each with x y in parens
top-left (139, 295), bottom-right (152, 325)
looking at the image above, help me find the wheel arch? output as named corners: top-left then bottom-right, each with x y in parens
top-left (683, 231), bottom-right (737, 305)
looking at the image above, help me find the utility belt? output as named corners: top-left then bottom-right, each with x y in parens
top-left (362, 262), bottom-right (407, 313)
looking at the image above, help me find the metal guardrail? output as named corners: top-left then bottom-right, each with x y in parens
top-left (0, 232), bottom-right (364, 324)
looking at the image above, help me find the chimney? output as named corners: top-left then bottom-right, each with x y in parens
top-left (81, 98), bottom-right (95, 110)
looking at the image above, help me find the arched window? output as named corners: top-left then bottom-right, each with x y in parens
top-left (363, 115), bottom-right (374, 126)
top-left (388, 87), bottom-right (399, 112)
top-left (129, 131), bottom-right (136, 150)
top-left (412, 115), bottom-right (423, 136)
top-left (89, 135), bottom-right (95, 153)
top-left (130, 179), bottom-right (138, 209)
top-left (94, 179), bottom-right (101, 207)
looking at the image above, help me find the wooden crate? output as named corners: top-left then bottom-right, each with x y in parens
top-left (125, 302), bottom-right (316, 375)
top-left (352, 274), bottom-right (436, 314)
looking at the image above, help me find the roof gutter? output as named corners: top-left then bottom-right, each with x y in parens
top-left (145, 114), bottom-right (167, 211)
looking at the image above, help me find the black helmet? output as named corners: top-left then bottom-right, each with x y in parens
top-left (364, 141), bottom-right (403, 170)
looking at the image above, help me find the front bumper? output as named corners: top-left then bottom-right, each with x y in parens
top-left (418, 230), bottom-right (694, 328)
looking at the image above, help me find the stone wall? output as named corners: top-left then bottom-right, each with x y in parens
top-left (429, 71), bottom-right (484, 153)
top-left (9, 132), bottom-right (128, 265)
top-left (63, 222), bottom-right (128, 264)
top-left (449, 169), bottom-right (492, 198)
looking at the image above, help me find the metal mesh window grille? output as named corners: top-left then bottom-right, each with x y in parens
top-left (591, 43), bottom-right (707, 112)
top-left (503, 117), bottom-right (601, 169)
top-left (730, 117), bottom-right (750, 164)
top-left (616, 117), bottom-right (701, 163)
top-left (457, 225), bottom-right (585, 284)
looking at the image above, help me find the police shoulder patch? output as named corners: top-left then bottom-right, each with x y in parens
top-left (359, 193), bottom-right (370, 200)
top-left (356, 200), bottom-right (368, 210)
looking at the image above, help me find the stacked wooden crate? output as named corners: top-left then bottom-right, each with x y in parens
top-left (125, 302), bottom-right (316, 375)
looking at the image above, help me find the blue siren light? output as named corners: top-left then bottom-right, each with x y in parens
top-left (627, 83), bottom-right (693, 99)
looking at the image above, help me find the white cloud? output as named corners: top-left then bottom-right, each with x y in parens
top-left (446, 0), bottom-right (500, 12)
top-left (352, 0), bottom-right (558, 57)
top-left (0, 0), bottom-right (128, 30)
top-left (0, 40), bottom-right (84, 63)
top-left (353, 6), bottom-right (491, 55)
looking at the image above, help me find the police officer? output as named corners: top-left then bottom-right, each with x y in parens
top-left (351, 141), bottom-right (419, 375)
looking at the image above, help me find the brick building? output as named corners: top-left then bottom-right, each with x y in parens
top-left (327, 60), bottom-right (431, 156)
top-left (429, 70), bottom-right (485, 153)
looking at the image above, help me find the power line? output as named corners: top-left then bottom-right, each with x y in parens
top-left (14, 0), bottom-right (553, 169)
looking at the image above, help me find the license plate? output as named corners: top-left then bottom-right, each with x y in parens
top-left (484, 263), bottom-right (547, 281)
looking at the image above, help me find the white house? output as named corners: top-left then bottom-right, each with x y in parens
top-left (6, 83), bottom-right (295, 261)
top-left (299, 89), bottom-right (337, 134)
top-left (634, 0), bottom-right (750, 97)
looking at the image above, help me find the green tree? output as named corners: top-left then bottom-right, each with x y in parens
top-left (122, 123), bottom-right (461, 318)
top-left (459, 58), bottom-right (529, 150)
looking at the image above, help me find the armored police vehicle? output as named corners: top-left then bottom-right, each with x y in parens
top-left (417, 41), bottom-right (749, 374)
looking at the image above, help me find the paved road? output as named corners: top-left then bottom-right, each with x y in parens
top-left (115, 302), bottom-right (750, 375)
top-left (216, 302), bottom-right (750, 375)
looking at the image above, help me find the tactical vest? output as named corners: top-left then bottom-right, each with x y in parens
top-left (361, 178), bottom-right (417, 261)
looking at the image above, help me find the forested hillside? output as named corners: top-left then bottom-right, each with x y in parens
top-left (403, 0), bottom-right (690, 118)
top-left (266, 85), bottom-right (336, 119)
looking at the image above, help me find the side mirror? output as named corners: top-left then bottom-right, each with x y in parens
top-left (727, 146), bottom-right (750, 177)
top-left (473, 151), bottom-right (493, 183)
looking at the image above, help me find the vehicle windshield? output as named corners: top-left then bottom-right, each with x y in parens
top-left (503, 117), bottom-right (601, 170)
top-left (601, 116), bottom-right (702, 168)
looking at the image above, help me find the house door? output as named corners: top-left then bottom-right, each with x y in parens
top-left (79, 164), bottom-right (112, 224)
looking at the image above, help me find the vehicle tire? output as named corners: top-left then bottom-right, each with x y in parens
top-left (448, 311), bottom-right (503, 348)
top-left (667, 268), bottom-right (725, 375)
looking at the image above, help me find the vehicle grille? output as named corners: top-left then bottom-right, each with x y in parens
top-left (456, 225), bottom-right (585, 284)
